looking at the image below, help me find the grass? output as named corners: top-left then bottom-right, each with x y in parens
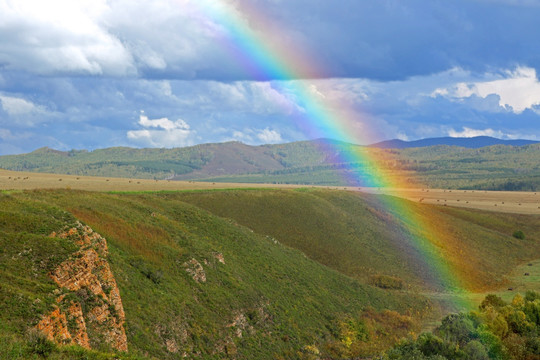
top-left (177, 188), bottom-right (540, 294)
top-left (2, 183), bottom-right (540, 358)
top-left (1, 189), bottom-right (431, 359)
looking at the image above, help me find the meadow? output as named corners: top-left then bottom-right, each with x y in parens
top-left (2, 168), bottom-right (539, 215)
top-left (2, 169), bottom-right (540, 358)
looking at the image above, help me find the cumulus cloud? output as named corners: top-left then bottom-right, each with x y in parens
top-left (432, 67), bottom-right (540, 113)
top-left (230, 127), bottom-right (283, 144)
top-left (3, 0), bottom-right (540, 81)
top-left (0, 0), bottom-right (135, 76)
top-left (257, 128), bottom-right (282, 143)
top-left (127, 113), bottom-right (195, 147)
top-left (0, 94), bottom-right (56, 127)
top-left (0, 95), bottom-right (46, 115)
top-left (447, 127), bottom-right (504, 138)
top-left (198, 81), bottom-right (299, 115)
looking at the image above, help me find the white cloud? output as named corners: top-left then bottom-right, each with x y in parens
top-left (0, 0), bottom-right (259, 78)
top-left (200, 81), bottom-right (299, 115)
top-left (448, 127), bottom-right (504, 138)
top-left (257, 128), bottom-right (282, 143)
top-left (0, 95), bottom-right (46, 115)
top-left (229, 127), bottom-right (282, 144)
top-left (0, 0), bottom-right (135, 76)
top-left (232, 130), bottom-right (253, 142)
top-left (432, 66), bottom-right (540, 113)
top-left (137, 114), bottom-right (189, 131)
top-left (127, 113), bottom-right (195, 147)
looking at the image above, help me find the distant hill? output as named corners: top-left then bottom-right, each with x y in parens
top-left (2, 137), bottom-right (540, 190)
top-left (0, 139), bottom-right (352, 181)
top-left (369, 136), bottom-right (539, 149)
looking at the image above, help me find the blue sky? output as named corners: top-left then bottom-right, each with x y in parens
top-left (1, 0), bottom-right (540, 154)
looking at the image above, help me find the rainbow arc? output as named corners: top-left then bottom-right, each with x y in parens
top-left (191, 0), bottom-right (474, 309)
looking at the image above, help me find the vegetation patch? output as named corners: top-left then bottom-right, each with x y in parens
top-left (383, 292), bottom-right (540, 360)
top-left (513, 230), bottom-right (526, 240)
top-left (369, 275), bottom-right (405, 290)
top-left (2, 187), bottom-right (540, 359)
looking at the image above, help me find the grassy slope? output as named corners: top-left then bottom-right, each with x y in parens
top-left (0, 189), bottom-right (427, 359)
top-left (0, 194), bottom-right (142, 360)
top-left (177, 189), bottom-right (540, 293)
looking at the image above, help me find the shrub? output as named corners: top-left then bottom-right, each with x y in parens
top-left (513, 230), bottom-right (525, 240)
top-left (480, 294), bottom-right (506, 310)
top-left (462, 340), bottom-right (489, 360)
top-left (369, 275), bottom-right (404, 290)
top-left (436, 313), bottom-right (475, 346)
top-left (26, 328), bottom-right (56, 357)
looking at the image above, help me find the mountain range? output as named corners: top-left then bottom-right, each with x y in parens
top-left (369, 135), bottom-right (539, 149)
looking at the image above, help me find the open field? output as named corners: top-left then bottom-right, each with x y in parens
top-left (2, 168), bottom-right (540, 215)
top-left (0, 169), bottom-right (306, 192)
top-left (362, 187), bottom-right (540, 215)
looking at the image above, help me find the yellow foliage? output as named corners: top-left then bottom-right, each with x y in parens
top-left (512, 293), bottom-right (525, 308)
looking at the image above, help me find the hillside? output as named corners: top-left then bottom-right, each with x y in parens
top-left (2, 139), bottom-right (540, 190)
top-left (1, 189), bottom-right (428, 359)
top-left (177, 189), bottom-right (540, 293)
top-left (0, 140), bottom-right (331, 180)
top-left (2, 188), bottom-right (540, 359)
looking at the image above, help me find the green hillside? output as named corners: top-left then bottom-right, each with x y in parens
top-left (1, 189), bottom-right (430, 360)
top-left (0, 140), bottom-right (329, 180)
top-left (2, 140), bottom-right (540, 190)
top-left (2, 188), bottom-right (540, 359)
top-left (177, 189), bottom-right (540, 293)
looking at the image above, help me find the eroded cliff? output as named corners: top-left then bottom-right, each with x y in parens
top-left (36, 222), bottom-right (128, 351)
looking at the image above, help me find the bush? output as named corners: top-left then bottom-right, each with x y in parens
top-left (369, 275), bottom-right (404, 290)
top-left (480, 294), bottom-right (506, 310)
top-left (463, 340), bottom-right (489, 360)
top-left (26, 329), bottom-right (56, 357)
top-left (435, 313), bottom-right (475, 346)
top-left (513, 230), bottom-right (525, 240)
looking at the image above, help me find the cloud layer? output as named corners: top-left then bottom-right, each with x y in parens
top-left (0, 1), bottom-right (539, 153)
top-left (2, 0), bottom-right (540, 81)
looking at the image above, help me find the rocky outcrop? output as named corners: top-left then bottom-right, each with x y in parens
top-left (36, 297), bottom-right (90, 348)
top-left (36, 307), bottom-right (75, 346)
top-left (36, 222), bottom-right (128, 352)
top-left (213, 252), bottom-right (225, 264)
top-left (183, 258), bottom-right (206, 283)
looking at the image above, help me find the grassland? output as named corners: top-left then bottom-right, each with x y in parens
top-left (2, 169), bottom-right (540, 358)
top-left (1, 188), bottom-right (432, 359)
top-left (2, 168), bottom-right (540, 215)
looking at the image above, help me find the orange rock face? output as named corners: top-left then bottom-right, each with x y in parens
top-left (37, 222), bottom-right (127, 352)
top-left (36, 308), bottom-right (73, 345)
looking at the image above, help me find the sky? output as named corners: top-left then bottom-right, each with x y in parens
top-left (1, 0), bottom-right (540, 154)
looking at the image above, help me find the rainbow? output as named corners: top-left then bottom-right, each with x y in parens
top-left (192, 0), bottom-right (473, 309)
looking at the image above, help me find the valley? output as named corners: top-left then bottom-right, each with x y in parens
top-left (1, 172), bottom-right (540, 358)
top-left (2, 141), bottom-right (540, 359)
